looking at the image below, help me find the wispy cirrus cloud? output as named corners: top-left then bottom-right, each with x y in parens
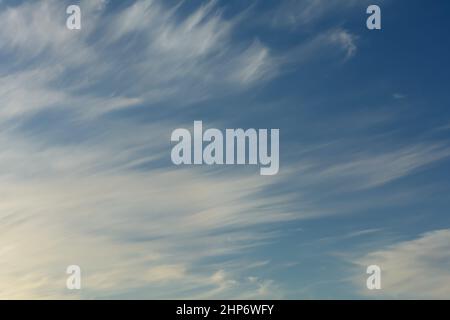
top-left (1, 0), bottom-right (448, 300)
top-left (313, 143), bottom-right (450, 191)
top-left (351, 229), bottom-right (450, 299)
top-left (269, 0), bottom-right (377, 29)
top-left (0, 0), bottom-right (298, 299)
top-left (0, 0), bottom-right (361, 119)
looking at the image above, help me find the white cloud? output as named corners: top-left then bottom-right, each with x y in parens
top-left (0, 119), bottom-right (295, 298)
top-left (0, 0), bottom-right (362, 121)
top-left (278, 28), bottom-right (358, 70)
top-left (352, 229), bottom-right (450, 299)
top-left (393, 93), bottom-right (407, 99)
top-left (328, 29), bottom-right (357, 59)
top-left (0, 0), bottom-right (279, 120)
top-left (305, 143), bottom-right (450, 191)
top-left (230, 40), bottom-right (275, 85)
top-left (270, 0), bottom-right (375, 29)
top-left (0, 0), bottom-right (443, 300)
top-left (0, 0), bottom-right (295, 298)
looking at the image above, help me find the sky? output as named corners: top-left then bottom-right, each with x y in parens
top-left (0, 0), bottom-right (450, 299)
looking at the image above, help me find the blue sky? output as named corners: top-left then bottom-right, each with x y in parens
top-left (0, 0), bottom-right (449, 299)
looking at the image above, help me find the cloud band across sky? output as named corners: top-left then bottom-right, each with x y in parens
top-left (0, 0), bottom-right (450, 299)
